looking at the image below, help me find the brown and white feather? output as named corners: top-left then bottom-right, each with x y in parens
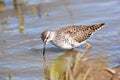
top-left (56, 23), bottom-right (105, 43)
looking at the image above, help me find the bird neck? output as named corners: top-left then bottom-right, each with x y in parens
top-left (50, 30), bottom-right (56, 40)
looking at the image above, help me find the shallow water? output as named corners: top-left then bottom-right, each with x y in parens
top-left (0, 0), bottom-right (120, 80)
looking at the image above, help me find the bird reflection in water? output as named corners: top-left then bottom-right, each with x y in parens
top-left (42, 49), bottom-right (109, 80)
top-left (42, 49), bottom-right (91, 80)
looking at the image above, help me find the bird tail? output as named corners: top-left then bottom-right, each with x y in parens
top-left (89, 23), bottom-right (106, 32)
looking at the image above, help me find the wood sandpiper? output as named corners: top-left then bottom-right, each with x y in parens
top-left (41, 23), bottom-right (105, 56)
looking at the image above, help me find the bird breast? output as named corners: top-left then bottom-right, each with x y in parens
top-left (51, 34), bottom-right (80, 49)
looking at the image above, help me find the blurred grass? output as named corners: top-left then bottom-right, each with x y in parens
top-left (0, 1), bottom-right (6, 12)
top-left (13, 0), bottom-right (25, 33)
top-left (8, 73), bottom-right (13, 80)
top-left (18, 5), bottom-right (24, 34)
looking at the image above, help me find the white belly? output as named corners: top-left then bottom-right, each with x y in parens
top-left (51, 40), bottom-right (86, 49)
top-left (51, 41), bottom-right (72, 49)
top-left (51, 34), bottom-right (86, 49)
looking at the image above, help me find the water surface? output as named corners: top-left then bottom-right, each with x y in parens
top-left (0, 0), bottom-right (120, 80)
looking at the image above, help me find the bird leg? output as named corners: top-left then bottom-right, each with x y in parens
top-left (85, 41), bottom-right (91, 50)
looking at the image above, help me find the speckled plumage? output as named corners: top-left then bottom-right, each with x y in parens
top-left (41, 23), bottom-right (105, 49)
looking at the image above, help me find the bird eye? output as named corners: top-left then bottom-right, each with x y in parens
top-left (46, 37), bottom-right (48, 39)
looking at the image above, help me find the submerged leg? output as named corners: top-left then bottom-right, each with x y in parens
top-left (85, 41), bottom-right (91, 50)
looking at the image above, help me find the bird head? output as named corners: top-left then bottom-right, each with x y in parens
top-left (41, 30), bottom-right (55, 56)
top-left (41, 30), bottom-right (55, 45)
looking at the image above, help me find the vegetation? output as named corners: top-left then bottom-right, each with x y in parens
top-left (42, 50), bottom-right (113, 80)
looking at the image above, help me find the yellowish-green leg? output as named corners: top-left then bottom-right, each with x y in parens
top-left (85, 41), bottom-right (91, 50)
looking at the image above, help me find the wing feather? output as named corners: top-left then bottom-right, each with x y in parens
top-left (57, 23), bottom-right (105, 43)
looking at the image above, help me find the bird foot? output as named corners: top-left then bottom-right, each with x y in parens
top-left (85, 42), bottom-right (91, 50)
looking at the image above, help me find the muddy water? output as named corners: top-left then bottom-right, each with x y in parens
top-left (0, 0), bottom-right (120, 80)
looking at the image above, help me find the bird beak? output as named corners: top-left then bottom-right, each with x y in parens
top-left (43, 44), bottom-right (46, 56)
top-left (43, 39), bottom-right (48, 56)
